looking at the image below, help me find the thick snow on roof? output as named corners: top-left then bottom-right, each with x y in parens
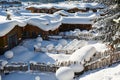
top-left (69, 46), bottom-right (96, 64)
top-left (27, 16), bottom-right (62, 31)
top-left (0, 13), bottom-right (62, 36)
top-left (28, 2), bottom-right (105, 10)
top-left (54, 10), bottom-right (74, 16)
top-left (0, 20), bottom-right (26, 37)
top-left (62, 17), bottom-right (93, 24)
top-left (75, 12), bottom-right (100, 19)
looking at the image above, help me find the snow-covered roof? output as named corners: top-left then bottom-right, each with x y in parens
top-left (27, 2), bottom-right (105, 10)
top-left (62, 17), bottom-right (93, 24)
top-left (0, 20), bottom-right (26, 37)
top-left (0, 14), bottom-right (62, 37)
top-left (27, 15), bottom-right (62, 31)
top-left (54, 10), bottom-right (74, 16)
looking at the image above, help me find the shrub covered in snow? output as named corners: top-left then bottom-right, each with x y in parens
top-left (46, 44), bottom-right (54, 51)
top-left (1, 60), bottom-right (8, 67)
top-left (55, 44), bottom-right (62, 51)
top-left (35, 76), bottom-right (40, 80)
top-left (34, 43), bottom-right (41, 50)
top-left (70, 63), bottom-right (84, 73)
top-left (59, 39), bottom-right (68, 46)
top-left (36, 36), bottom-right (43, 42)
top-left (41, 47), bottom-right (48, 52)
top-left (4, 51), bottom-right (14, 59)
top-left (56, 67), bottom-right (74, 80)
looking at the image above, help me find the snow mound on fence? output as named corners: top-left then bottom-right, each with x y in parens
top-left (70, 63), bottom-right (84, 73)
top-left (56, 67), bottom-right (74, 80)
top-left (69, 46), bottom-right (96, 64)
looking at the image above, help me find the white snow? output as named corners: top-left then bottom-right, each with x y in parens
top-left (0, 20), bottom-right (26, 37)
top-left (70, 63), bottom-right (84, 73)
top-left (4, 51), bottom-right (14, 59)
top-left (1, 60), bottom-right (8, 67)
top-left (79, 63), bottom-right (120, 80)
top-left (27, 2), bottom-right (105, 10)
top-left (46, 44), bottom-right (54, 51)
top-left (56, 67), bottom-right (74, 80)
top-left (62, 17), bottom-right (94, 24)
top-left (69, 46), bottom-right (96, 64)
top-left (58, 39), bottom-right (68, 47)
top-left (36, 36), bottom-right (43, 42)
top-left (35, 76), bottom-right (41, 80)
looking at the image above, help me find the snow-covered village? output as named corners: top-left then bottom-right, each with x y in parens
top-left (0, 0), bottom-right (120, 80)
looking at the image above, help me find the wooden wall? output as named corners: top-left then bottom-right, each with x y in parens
top-left (59, 24), bottom-right (92, 32)
top-left (23, 24), bottom-right (59, 39)
top-left (26, 7), bottom-right (99, 14)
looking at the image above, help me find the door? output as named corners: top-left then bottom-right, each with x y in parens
top-left (8, 34), bottom-right (18, 49)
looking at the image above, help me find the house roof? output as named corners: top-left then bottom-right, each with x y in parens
top-left (0, 20), bottom-right (26, 37)
top-left (27, 2), bottom-right (105, 10)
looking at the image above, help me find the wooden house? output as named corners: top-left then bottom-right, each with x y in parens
top-left (23, 24), bottom-right (59, 40)
top-left (0, 26), bottom-right (23, 55)
top-left (26, 3), bottom-right (105, 14)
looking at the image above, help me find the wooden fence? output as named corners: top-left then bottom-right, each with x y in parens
top-left (0, 51), bottom-right (120, 75)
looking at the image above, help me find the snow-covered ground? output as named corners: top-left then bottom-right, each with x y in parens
top-left (0, 1), bottom-right (120, 80)
top-left (78, 63), bottom-right (120, 80)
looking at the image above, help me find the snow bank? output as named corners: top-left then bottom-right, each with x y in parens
top-left (56, 67), bottom-right (74, 80)
top-left (79, 64), bottom-right (120, 80)
top-left (69, 46), bottom-right (96, 64)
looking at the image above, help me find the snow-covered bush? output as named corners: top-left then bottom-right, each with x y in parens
top-left (72, 31), bottom-right (79, 36)
top-left (36, 36), bottom-right (43, 42)
top-left (4, 51), bottom-right (14, 59)
top-left (35, 76), bottom-right (40, 80)
top-left (56, 67), bottom-right (74, 80)
top-left (41, 47), bottom-right (48, 52)
top-left (59, 39), bottom-right (68, 46)
top-left (55, 44), bottom-right (63, 51)
top-left (1, 60), bottom-right (8, 67)
top-left (70, 63), bottom-right (84, 73)
top-left (34, 43), bottom-right (41, 50)
top-left (46, 44), bottom-right (54, 51)
top-left (65, 31), bottom-right (70, 36)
